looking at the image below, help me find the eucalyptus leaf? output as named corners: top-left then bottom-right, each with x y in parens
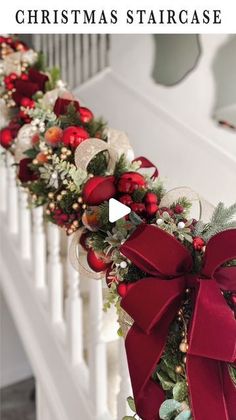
top-left (127, 396), bottom-right (136, 413)
top-left (173, 382), bottom-right (188, 402)
top-left (175, 410), bottom-right (192, 420)
top-left (122, 417), bottom-right (135, 420)
top-left (159, 399), bottom-right (181, 419)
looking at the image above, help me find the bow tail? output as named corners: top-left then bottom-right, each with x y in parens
top-left (125, 307), bottom-right (181, 420)
top-left (222, 363), bottom-right (236, 420)
top-left (187, 355), bottom-right (233, 420)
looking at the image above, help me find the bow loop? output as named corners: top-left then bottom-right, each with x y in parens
top-left (202, 229), bottom-right (236, 278)
top-left (121, 224), bottom-right (193, 277)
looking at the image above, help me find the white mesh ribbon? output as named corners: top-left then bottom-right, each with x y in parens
top-left (0, 99), bottom-right (9, 129)
top-left (74, 128), bottom-right (134, 173)
top-left (14, 124), bottom-right (36, 163)
top-left (3, 49), bottom-right (37, 75)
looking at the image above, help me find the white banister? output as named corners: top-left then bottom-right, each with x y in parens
top-left (117, 340), bottom-right (133, 419)
top-left (32, 206), bottom-right (46, 288)
top-left (6, 153), bottom-right (19, 234)
top-left (19, 187), bottom-right (31, 259)
top-left (88, 280), bottom-right (108, 417)
top-left (0, 151), bottom-right (7, 212)
top-left (65, 235), bottom-right (83, 365)
top-left (47, 223), bottom-right (63, 324)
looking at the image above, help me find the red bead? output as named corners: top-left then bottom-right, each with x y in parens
top-left (20, 73), bottom-right (29, 81)
top-left (193, 237), bottom-right (205, 251)
top-left (4, 76), bottom-right (11, 85)
top-left (118, 172), bottom-right (146, 194)
top-left (146, 203), bottom-right (158, 216)
top-left (0, 128), bottom-right (13, 149)
top-left (62, 126), bottom-right (89, 148)
top-left (145, 192), bottom-right (158, 204)
top-left (9, 72), bottom-right (18, 81)
top-left (87, 249), bottom-right (108, 272)
top-left (119, 194), bottom-right (133, 207)
top-left (21, 97), bottom-right (35, 108)
top-left (79, 107), bottom-right (94, 124)
top-left (130, 202), bottom-right (146, 215)
top-left (174, 204), bottom-right (184, 214)
top-left (6, 82), bottom-right (14, 91)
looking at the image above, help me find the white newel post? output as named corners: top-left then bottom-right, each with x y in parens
top-left (7, 153), bottom-right (18, 234)
top-left (117, 340), bottom-right (133, 419)
top-left (65, 235), bottom-right (83, 365)
top-left (47, 223), bottom-right (63, 324)
top-left (32, 207), bottom-right (46, 289)
top-left (19, 187), bottom-right (31, 259)
top-left (89, 280), bottom-right (108, 417)
top-left (0, 151), bottom-right (7, 212)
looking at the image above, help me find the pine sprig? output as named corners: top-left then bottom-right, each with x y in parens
top-left (196, 202), bottom-right (236, 241)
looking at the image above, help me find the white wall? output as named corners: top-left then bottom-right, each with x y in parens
top-left (0, 289), bottom-right (32, 387)
top-left (110, 34), bottom-right (236, 159)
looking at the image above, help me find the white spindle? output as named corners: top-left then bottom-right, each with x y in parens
top-left (33, 34), bottom-right (41, 52)
top-left (36, 381), bottom-right (52, 420)
top-left (65, 235), bottom-right (83, 365)
top-left (47, 223), bottom-right (63, 324)
top-left (0, 151), bottom-right (7, 212)
top-left (60, 34), bottom-right (67, 82)
top-left (7, 153), bottom-right (18, 234)
top-left (89, 280), bottom-right (108, 417)
top-left (117, 340), bottom-right (133, 419)
top-left (19, 187), bottom-right (31, 259)
top-left (32, 206), bottom-right (46, 288)
top-left (67, 34), bottom-right (74, 88)
top-left (82, 35), bottom-right (89, 82)
top-left (75, 35), bottom-right (82, 86)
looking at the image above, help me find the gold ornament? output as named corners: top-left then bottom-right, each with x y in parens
top-left (175, 366), bottom-right (183, 374)
top-left (78, 197), bottom-right (83, 203)
top-left (72, 203), bottom-right (79, 210)
top-left (32, 159), bottom-right (38, 165)
top-left (49, 203), bottom-right (55, 210)
top-left (61, 190), bottom-right (67, 196)
top-left (57, 194), bottom-right (62, 201)
top-left (179, 341), bottom-right (188, 353)
top-left (46, 209), bottom-right (51, 215)
top-left (48, 192), bottom-right (54, 199)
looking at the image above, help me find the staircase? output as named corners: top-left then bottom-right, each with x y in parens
top-left (1, 33), bottom-right (236, 420)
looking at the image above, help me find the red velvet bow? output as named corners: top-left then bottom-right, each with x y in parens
top-left (120, 224), bottom-right (236, 420)
top-left (12, 68), bottom-right (49, 105)
top-left (53, 97), bottom-right (80, 116)
top-left (133, 156), bottom-right (159, 180)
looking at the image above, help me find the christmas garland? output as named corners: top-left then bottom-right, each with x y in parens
top-left (1, 35), bottom-right (236, 420)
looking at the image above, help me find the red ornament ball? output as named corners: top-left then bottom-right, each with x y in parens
top-left (193, 237), bottom-right (205, 251)
top-left (82, 176), bottom-right (116, 205)
top-left (118, 172), bottom-right (146, 194)
top-left (0, 128), bottom-right (13, 149)
top-left (9, 72), bottom-right (18, 81)
top-left (145, 192), bottom-right (158, 204)
top-left (20, 73), bottom-right (29, 81)
top-left (87, 249), bottom-right (108, 272)
top-left (79, 231), bottom-right (91, 251)
top-left (21, 97), bottom-right (35, 109)
top-left (146, 203), bottom-right (159, 216)
top-left (79, 107), bottom-right (94, 123)
top-left (62, 126), bottom-right (89, 148)
top-left (119, 194), bottom-right (133, 207)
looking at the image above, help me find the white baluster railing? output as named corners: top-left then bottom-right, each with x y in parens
top-left (117, 340), bottom-right (133, 419)
top-left (32, 206), bottom-right (46, 289)
top-left (89, 280), bottom-right (108, 418)
top-left (65, 235), bottom-right (83, 365)
top-left (19, 187), bottom-right (31, 260)
top-left (0, 150), bottom-right (7, 212)
top-left (7, 153), bottom-right (19, 234)
top-left (47, 223), bottom-right (63, 324)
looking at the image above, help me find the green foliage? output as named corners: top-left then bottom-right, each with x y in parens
top-left (123, 264), bottom-right (147, 283)
top-left (87, 151), bottom-right (108, 176)
top-left (228, 364), bottom-right (236, 385)
top-left (98, 202), bottom-right (110, 228)
top-left (34, 51), bottom-right (46, 71)
top-left (173, 382), bottom-right (188, 402)
top-left (90, 231), bottom-right (107, 253)
top-left (59, 104), bottom-right (82, 127)
top-left (151, 179), bottom-right (166, 200)
top-left (195, 202), bottom-right (236, 241)
top-left (86, 117), bottom-right (107, 139)
top-left (132, 188), bottom-right (146, 202)
top-left (45, 67), bottom-right (61, 91)
top-left (129, 211), bottom-right (143, 226)
top-left (114, 154), bottom-right (130, 177)
top-left (24, 148), bottom-right (38, 159)
top-left (127, 396), bottom-right (136, 412)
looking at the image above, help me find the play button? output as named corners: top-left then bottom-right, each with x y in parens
top-left (109, 198), bottom-right (131, 223)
